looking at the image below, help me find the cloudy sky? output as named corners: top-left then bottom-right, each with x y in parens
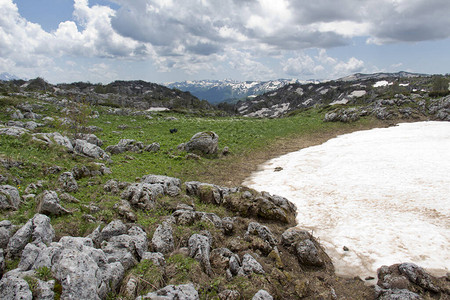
top-left (1, 0), bottom-right (450, 84)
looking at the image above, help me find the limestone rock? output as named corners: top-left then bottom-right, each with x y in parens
top-left (0, 249), bottom-right (5, 278)
top-left (144, 142), bottom-right (160, 152)
top-left (100, 220), bottom-right (128, 242)
top-left (0, 125), bottom-right (29, 137)
top-left (73, 139), bottom-right (110, 160)
top-left (152, 222), bottom-right (174, 254)
top-left (36, 190), bottom-right (71, 216)
top-left (245, 222), bottom-right (278, 247)
top-left (398, 263), bottom-right (440, 293)
top-left (141, 252), bottom-right (166, 267)
top-left (7, 214), bottom-right (54, 258)
top-left (0, 185), bottom-right (21, 210)
top-left (252, 290), bottom-right (273, 300)
top-left (74, 133), bottom-right (103, 147)
top-left (137, 283), bottom-right (199, 300)
top-left (0, 272), bottom-right (32, 300)
top-left (188, 234), bottom-right (212, 275)
top-left (184, 131), bottom-right (219, 154)
top-left (218, 289), bottom-right (240, 300)
top-left (121, 183), bottom-right (163, 209)
top-left (241, 253), bottom-right (265, 275)
top-left (58, 172), bottom-right (78, 192)
top-left (296, 239), bottom-right (324, 267)
top-left (141, 174), bottom-right (182, 197)
top-left (114, 200), bottom-right (137, 221)
top-left (0, 220), bottom-right (14, 249)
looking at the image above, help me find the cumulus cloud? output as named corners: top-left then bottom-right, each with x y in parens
top-left (0, 0), bottom-right (448, 80)
top-left (282, 50), bottom-right (365, 78)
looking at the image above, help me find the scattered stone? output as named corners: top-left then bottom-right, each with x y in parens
top-left (296, 239), bottom-right (324, 267)
top-left (0, 125), bottom-right (29, 137)
top-left (245, 222), bottom-right (278, 247)
top-left (73, 139), bottom-right (110, 160)
top-left (185, 153), bottom-right (201, 160)
top-left (74, 133), bottom-right (103, 147)
top-left (0, 185), bottom-right (21, 210)
top-left (240, 253), bottom-right (265, 275)
top-left (59, 192), bottom-right (80, 203)
top-left (218, 289), bottom-right (240, 300)
top-left (137, 283), bottom-right (199, 300)
top-left (0, 220), bottom-right (14, 249)
top-left (274, 166), bottom-right (283, 172)
top-left (114, 200), bottom-right (137, 221)
top-left (222, 146), bottom-right (230, 156)
top-left (141, 252), bottom-right (166, 267)
top-left (58, 172), bottom-right (78, 192)
top-left (144, 142), bottom-right (160, 152)
top-left (188, 234), bottom-right (212, 275)
top-left (36, 190), bottom-right (71, 216)
top-left (141, 174), bottom-right (182, 197)
top-left (152, 222), bottom-right (174, 254)
top-left (252, 290), bottom-right (273, 300)
top-left (121, 183), bottom-right (163, 209)
top-left (343, 246), bottom-right (349, 251)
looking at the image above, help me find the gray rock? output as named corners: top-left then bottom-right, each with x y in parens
top-left (35, 279), bottom-right (55, 300)
top-left (252, 290), bottom-right (273, 300)
top-left (104, 179), bottom-right (120, 194)
top-left (221, 217), bottom-right (234, 235)
top-left (141, 174), bottom-right (182, 196)
top-left (100, 220), bottom-right (128, 242)
top-left (229, 254), bottom-right (241, 276)
top-left (152, 222), bottom-right (174, 254)
top-left (0, 125), bottom-right (29, 137)
top-left (188, 234), bottom-right (212, 275)
top-left (144, 142), bottom-right (160, 152)
top-left (241, 253), bottom-right (265, 275)
top-left (7, 214), bottom-right (54, 258)
top-left (0, 272), bottom-right (32, 300)
top-left (0, 220), bottom-right (14, 249)
top-left (218, 289), bottom-right (240, 300)
top-left (33, 132), bottom-right (74, 152)
top-left (296, 239), bottom-right (323, 267)
top-left (245, 222), bottom-right (277, 247)
top-left (58, 172), bottom-right (78, 193)
top-left (73, 139), bottom-right (110, 160)
top-left (36, 190), bottom-right (71, 216)
top-left (398, 263), bottom-right (439, 293)
top-left (185, 131), bottom-right (219, 155)
top-left (114, 200), bottom-right (137, 221)
top-left (376, 288), bottom-right (421, 300)
top-left (0, 249), bottom-right (4, 278)
top-left (141, 252), bottom-right (166, 267)
top-left (137, 283), bottom-right (199, 300)
top-left (121, 183), bottom-right (164, 209)
top-left (210, 248), bottom-right (234, 270)
top-left (11, 109), bottom-right (24, 119)
top-left (74, 133), bottom-right (103, 147)
top-left (281, 227), bottom-right (312, 251)
top-left (0, 185), bottom-right (21, 210)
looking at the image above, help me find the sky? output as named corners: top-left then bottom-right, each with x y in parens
top-left (1, 0), bottom-right (450, 84)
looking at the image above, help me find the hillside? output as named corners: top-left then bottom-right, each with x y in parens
top-left (235, 72), bottom-right (450, 121)
top-left (0, 78), bottom-right (214, 113)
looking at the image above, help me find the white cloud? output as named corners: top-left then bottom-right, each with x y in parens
top-left (333, 57), bottom-right (365, 75)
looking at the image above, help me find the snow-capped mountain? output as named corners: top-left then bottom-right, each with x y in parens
top-left (0, 72), bottom-right (21, 81)
top-left (165, 79), bottom-right (319, 104)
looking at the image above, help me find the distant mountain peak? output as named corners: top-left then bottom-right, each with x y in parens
top-left (0, 72), bottom-right (21, 81)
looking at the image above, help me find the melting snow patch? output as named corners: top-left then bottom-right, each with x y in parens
top-left (373, 80), bottom-right (393, 87)
top-left (350, 90), bottom-right (366, 97)
top-left (295, 88), bottom-right (304, 95)
top-left (244, 121), bottom-right (450, 280)
top-left (147, 107), bottom-right (169, 111)
top-left (399, 83), bottom-right (410, 87)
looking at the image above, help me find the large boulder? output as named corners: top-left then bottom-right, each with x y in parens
top-left (0, 220), bottom-right (15, 249)
top-left (33, 132), bottom-right (74, 152)
top-left (140, 174), bottom-right (182, 197)
top-left (184, 131), bottom-right (219, 155)
top-left (252, 290), bottom-right (273, 300)
top-left (0, 185), bottom-right (21, 210)
top-left (0, 271), bottom-right (32, 300)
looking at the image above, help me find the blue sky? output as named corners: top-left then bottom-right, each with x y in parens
top-left (1, 0), bottom-right (450, 84)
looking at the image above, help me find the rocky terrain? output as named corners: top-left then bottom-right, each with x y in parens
top-left (235, 72), bottom-right (450, 121)
top-left (0, 74), bottom-right (449, 299)
top-left (166, 79), bottom-right (318, 104)
top-left (1, 78), bottom-right (213, 113)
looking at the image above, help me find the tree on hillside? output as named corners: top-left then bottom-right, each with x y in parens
top-left (430, 75), bottom-right (450, 97)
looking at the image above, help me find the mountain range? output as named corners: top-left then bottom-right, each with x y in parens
top-left (0, 72), bottom-right (21, 81)
top-left (165, 79), bottom-right (320, 104)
